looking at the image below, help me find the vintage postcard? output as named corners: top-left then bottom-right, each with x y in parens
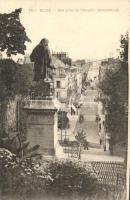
top-left (0, 0), bottom-right (129, 199)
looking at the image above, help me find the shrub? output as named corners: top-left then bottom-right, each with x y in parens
top-left (0, 149), bottom-right (98, 197)
top-left (0, 148), bottom-right (17, 193)
top-left (11, 158), bottom-right (48, 194)
top-left (0, 149), bottom-right (49, 194)
top-left (44, 159), bottom-right (98, 197)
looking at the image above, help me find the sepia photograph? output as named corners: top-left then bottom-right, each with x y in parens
top-left (0, 0), bottom-right (129, 199)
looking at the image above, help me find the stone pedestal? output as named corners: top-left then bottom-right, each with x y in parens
top-left (24, 98), bottom-right (60, 156)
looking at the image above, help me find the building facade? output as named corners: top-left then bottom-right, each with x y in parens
top-left (52, 56), bottom-right (69, 101)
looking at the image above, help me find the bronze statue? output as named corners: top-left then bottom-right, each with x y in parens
top-left (30, 38), bottom-right (53, 81)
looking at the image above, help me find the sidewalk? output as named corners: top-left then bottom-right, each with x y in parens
top-left (81, 147), bottom-right (124, 162)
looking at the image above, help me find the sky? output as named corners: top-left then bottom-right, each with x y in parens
top-left (0, 0), bottom-right (129, 61)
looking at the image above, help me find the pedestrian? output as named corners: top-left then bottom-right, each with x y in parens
top-left (99, 138), bottom-right (102, 145)
top-left (84, 140), bottom-right (89, 150)
top-left (98, 117), bottom-right (101, 122)
top-left (99, 123), bottom-right (101, 131)
top-left (96, 114), bottom-right (99, 123)
top-left (98, 131), bottom-right (102, 145)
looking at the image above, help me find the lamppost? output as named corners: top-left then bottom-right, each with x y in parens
top-left (61, 109), bottom-right (63, 142)
top-left (103, 108), bottom-right (107, 151)
top-left (103, 120), bottom-right (106, 151)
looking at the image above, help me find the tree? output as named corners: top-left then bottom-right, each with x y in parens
top-left (75, 129), bottom-right (88, 159)
top-left (74, 59), bottom-right (86, 66)
top-left (0, 9), bottom-right (35, 158)
top-left (0, 8), bottom-right (31, 57)
top-left (0, 7), bottom-right (31, 103)
top-left (0, 8), bottom-right (31, 131)
top-left (98, 33), bottom-right (128, 155)
top-left (0, 60), bottom-right (33, 100)
top-left (0, 60), bottom-right (33, 131)
top-left (0, 60), bottom-right (35, 158)
top-left (120, 33), bottom-right (128, 63)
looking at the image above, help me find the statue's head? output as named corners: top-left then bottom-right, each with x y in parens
top-left (39, 38), bottom-right (49, 48)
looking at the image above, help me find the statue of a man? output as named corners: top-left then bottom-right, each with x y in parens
top-left (30, 38), bottom-right (52, 81)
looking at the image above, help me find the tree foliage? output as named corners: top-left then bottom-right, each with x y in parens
top-left (74, 59), bottom-right (86, 66)
top-left (0, 9), bottom-right (35, 158)
top-left (0, 8), bottom-right (31, 57)
top-left (75, 129), bottom-right (88, 159)
top-left (0, 59), bottom-right (33, 145)
top-left (0, 150), bottom-right (97, 196)
top-left (0, 7), bottom-right (32, 102)
top-left (99, 34), bottom-right (128, 145)
top-left (99, 65), bottom-right (128, 143)
top-left (75, 129), bottom-right (87, 144)
top-left (120, 33), bottom-right (128, 63)
top-left (0, 59), bottom-right (33, 102)
top-left (45, 159), bottom-right (97, 197)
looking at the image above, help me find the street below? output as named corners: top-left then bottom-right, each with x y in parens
top-left (75, 88), bottom-right (99, 144)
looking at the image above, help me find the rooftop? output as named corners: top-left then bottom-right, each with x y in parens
top-left (51, 56), bottom-right (66, 68)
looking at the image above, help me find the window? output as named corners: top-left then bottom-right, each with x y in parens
top-left (59, 69), bottom-right (63, 75)
top-left (56, 91), bottom-right (60, 98)
top-left (57, 81), bottom-right (61, 88)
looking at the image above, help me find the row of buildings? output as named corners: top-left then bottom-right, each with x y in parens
top-left (18, 52), bottom-right (91, 117)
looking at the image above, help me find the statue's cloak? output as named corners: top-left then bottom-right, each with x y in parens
top-left (30, 44), bottom-right (51, 81)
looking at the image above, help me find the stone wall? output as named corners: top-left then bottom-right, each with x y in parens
top-left (0, 97), bottom-right (27, 135)
top-left (0, 98), bottom-right (18, 134)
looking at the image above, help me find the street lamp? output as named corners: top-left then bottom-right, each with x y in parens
top-left (103, 109), bottom-right (107, 151)
top-left (61, 109), bottom-right (63, 142)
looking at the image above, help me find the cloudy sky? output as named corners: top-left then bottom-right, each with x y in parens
top-left (0, 0), bottom-right (129, 60)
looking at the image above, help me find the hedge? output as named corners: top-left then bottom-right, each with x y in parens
top-left (0, 148), bottom-right (97, 197)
